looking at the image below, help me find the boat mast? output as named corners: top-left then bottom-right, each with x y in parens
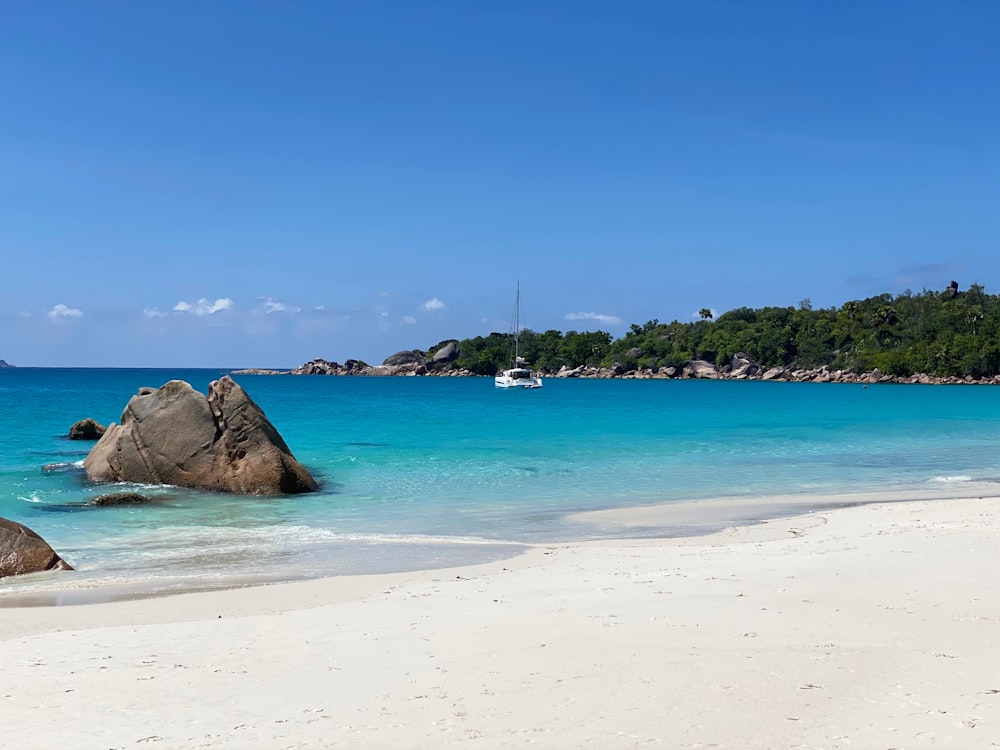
top-left (514, 281), bottom-right (520, 366)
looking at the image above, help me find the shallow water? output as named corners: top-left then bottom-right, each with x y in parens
top-left (3, 368), bottom-right (1000, 603)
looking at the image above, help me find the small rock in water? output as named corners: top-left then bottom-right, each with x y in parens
top-left (68, 418), bottom-right (107, 440)
top-left (89, 492), bottom-right (152, 506)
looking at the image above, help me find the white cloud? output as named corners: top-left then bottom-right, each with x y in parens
top-left (143, 308), bottom-right (168, 318)
top-left (173, 298), bottom-right (234, 316)
top-left (261, 297), bottom-right (301, 314)
top-left (403, 315), bottom-right (416, 325)
top-left (419, 297), bottom-right (446, 312)
top-left (563, 311), bottom-right (623, 325)
top-left (47, 304), bottom-right (83, 320)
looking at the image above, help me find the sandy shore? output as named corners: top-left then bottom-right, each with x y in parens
top-left (3, 496), bottom-right (1000, 749)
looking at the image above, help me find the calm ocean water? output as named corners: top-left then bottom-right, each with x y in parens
top-left (3, 368), bottom-right (1000, 603)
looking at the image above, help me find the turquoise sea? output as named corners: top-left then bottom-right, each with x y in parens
top-left (3, 368), bottom-right (1000, 604)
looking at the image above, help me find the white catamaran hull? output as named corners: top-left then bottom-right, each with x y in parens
top-left (495, 368), bottom-right (543, 389)
top-left (495, 283), bottom-right (543, 389)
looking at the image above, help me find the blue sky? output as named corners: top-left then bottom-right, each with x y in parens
top-left (2, 2), bottom-right (997, 367)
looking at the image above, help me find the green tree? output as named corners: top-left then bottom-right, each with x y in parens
top-left (443, 281), bottom-right (1000, 379)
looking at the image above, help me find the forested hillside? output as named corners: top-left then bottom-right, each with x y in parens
top-left (453, 283), bottom-right (1000, 378)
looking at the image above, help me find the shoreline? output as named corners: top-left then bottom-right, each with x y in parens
top-left (3, 493), bottom-right (1000, 747)
top-left (568, 483), bottom-right (1000, 533)
top-left (7, 483), bottom-right (1000, 608)
top-left (233, 360), bottom-right (1000, 386)
top-left (6, 484), bottom-right (1000, 608)
top-left (4, 363), bottom-right (1000, 385)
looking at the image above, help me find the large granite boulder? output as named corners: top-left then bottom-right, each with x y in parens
top-left (383, 350), bottom-right (426, 366)
top-left (681, 360), bottom-right (720, 379)
top-left (730, 352), bottom-right (763, 379)
top-left (290, 358), bottom-right (340, 375)
top-left (0, 518), bottom-right (73, 578)
top-left (368, 362), bottom-right (426, 376)
top-left (84, 376), bottom-right (317, 495)
top-left (68, 418), bottom-right (107, 440)
top-left (431, 341), bottom-right (459, 363)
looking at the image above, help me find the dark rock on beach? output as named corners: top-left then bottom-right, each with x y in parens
top-left (68, 418), bottom-right (107, 440)
top-left (84, 376), bottom-right (318, 495)
top-left (0, 517), bottom-right (73, 578)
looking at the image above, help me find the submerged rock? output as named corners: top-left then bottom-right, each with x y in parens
top-left (0, 517), bottom-right (73, 578)
top-left (89, 492), bottom-right (152, 506)
top-left (42, 462), bottom-right (80, 473)
top-left (68, 418), bottom-right (107, 440)
top-left (84, 376), bottom-right (318, 496)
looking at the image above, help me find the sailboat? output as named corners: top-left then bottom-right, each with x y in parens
top-left (494, 282), bottom-right (543, 389)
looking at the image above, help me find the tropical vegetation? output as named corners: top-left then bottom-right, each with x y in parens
top-left (448, 283), bottom-right (1000, 379)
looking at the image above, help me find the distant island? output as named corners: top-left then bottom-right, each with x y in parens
top-left (0, 360), bottom-right (13, 368)
top-left (234, 283), bottom-right (1000, 385)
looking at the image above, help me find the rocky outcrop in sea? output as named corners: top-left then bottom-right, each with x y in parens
top-left (84, 376), bottom-right (317, 495)
top-left (233, 341), bottom-right (471, 378)
top-left (68, 418), bottom-right (107, 440)
top-left (234, 350), bottom-right (1000, 386)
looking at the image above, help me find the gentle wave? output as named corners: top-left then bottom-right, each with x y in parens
top-left (79, 524), bottom-right (522, 551)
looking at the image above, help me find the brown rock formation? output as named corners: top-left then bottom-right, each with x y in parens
top-left (84, 376), bottom-right (317, 495)
top-left (0, 518), bottom-right (73, 578)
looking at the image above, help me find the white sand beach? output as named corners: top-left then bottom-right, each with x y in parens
top-left (3, 495), bottom-right (1000, 749)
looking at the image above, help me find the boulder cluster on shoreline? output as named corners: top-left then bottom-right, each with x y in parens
top-left (1, 376), bottom-right (318, 580)
top-left (233, 351), bottom-right (1000, 386)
